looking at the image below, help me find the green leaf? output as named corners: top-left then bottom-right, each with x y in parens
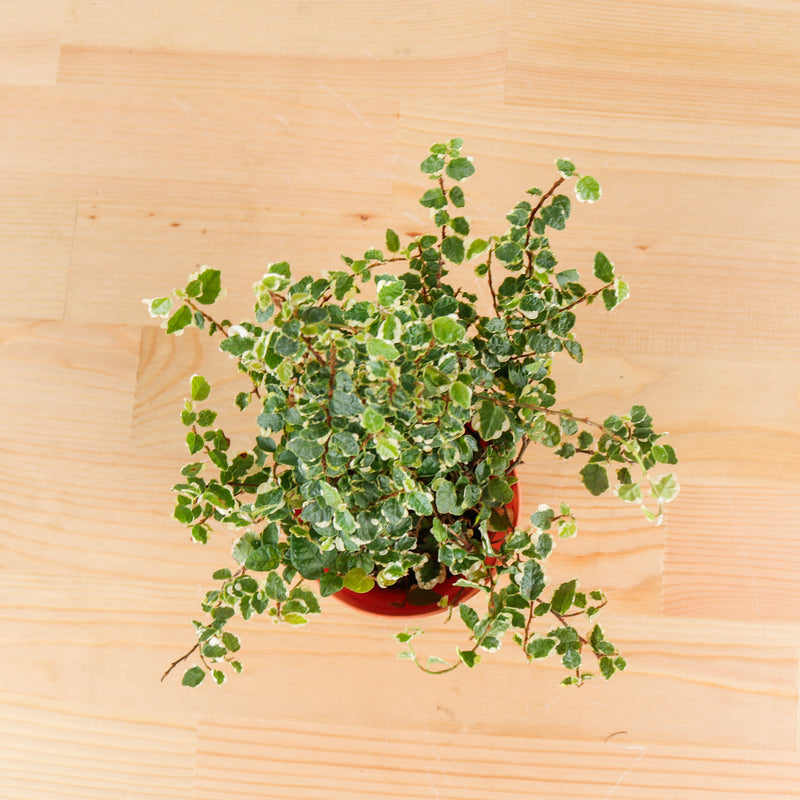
top-left (377, 280), bottom-right (404, 306)
top-left (457, 649), bottom-right (481, 668)
top-left (264, 571), bottom-right (288, 601)
top-left (558, 519), bottom-right (577, 538)
top-left (191, 524), bottom-right (208, 543)
top-left (651, 473), bottom-right (680, 502)
top-left (166, 305), bottom-right (192, 334)
top-left (212, 670), bottom-right (226, 686)
top-left (519, 560), bottom-right (545, 602)
top-left (196, 409), bottom-right (217, 427)
top-left (562, 649), bottom-right (582, 669)
top-left (442, 235), bottom-right (465, 264)
top-left (599, 656), bottom-right (616, 679)
top-left (446, 157), bottom-right (475, 181)
top-left (343, 567), bottom-right (375, 593)
top-left (330, 390), bottom-right (364, 417)
top-left (182, 666), bottom-right (206, 687)
top-left (527, 637), bottom-right (556, 659)
top-left (420, 154), bottom-right (445, 174)
top-left (195, 268), bottom-right (222, 304)
top-left (459, 604), bottom-right (479, 631)
top-left (617, 482), bottom-right (643, 503)
top-left (221, 631), bottom-right (240, 652)
top-left (602, 279), bottom-right (630, 310)
top-left (472, 400), bottom-right (509, 441)
top-left (536, 533), bottom-right (553, 559)
top-left (244, 543), bottom-right (280, 571)
top-left (541, 195), bottom-right (571, 230)
top-left (449, 186), bottom-right (466, 208)
top-left (212, 568), bottom-right (232, 580)
top-left (174, 504), bottom-right (194, 524)
top-left (652, 444), bottom-right (678, 465)
top-left (555, 158), bottom-right (575, 177)
top-left (494, 241), bottom-right (522, 263)
top-left (407, 491), bottom-right (433, 517)
top-left (449, 381), bottom-right (472, 409)
top-left (190, 374), bottom-right (211, 402)
top-left (385, 228), bottom-right (400, 253)
top-left (366, 338), bottom-right (400, 360)
top-left (466, 238), bottom-right (489, 259)
top-left (362, 406), bottom-right (385, 433)
top-left (575, 175), bottom-right (601, 203)
top-left (431, 316), bottom-right (465, 344)
top-left (205, 483), bottom-right (235, 509)
top-left (220, 335), bottom-right (253, 357)
top-left (580, 463), bottom-right (609, 496)
top-left (451, 218), bottom-right (470, 238)
top-left (594, 251), bottom-right (615, 282)
top-left (290, 537), bottom-right (325, 580)
top-left (185, 431), bottom-right (203, 455)
top-left (486, 477), bottom-right (513, 506)
top-left (431, 518), bottom-right (447, 543)
top-left (420, 188), bottom-right (447, 209)
top-left (282, 613), bottom-right (308, 626)
top-left (550, 579), bottom-right (577, 614)
top-left (530, 508), bottom-right (554, 530)
top-left (435, 481), bottom-right (457, 515)
top-left (375, 437), bottom-right (400, 461)
top-left (319, 572), bottom-right (344, 597)
top-left (563, 339), bottom-right (583, 362)
top-left (148, 297), bottom-right (172, 317)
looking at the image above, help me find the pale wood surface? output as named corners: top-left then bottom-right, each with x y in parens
top-left (1, 1), bottom-right (799, 797)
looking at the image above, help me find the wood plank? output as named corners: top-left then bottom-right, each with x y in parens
top-left (0, 694), bottom-right (196, 799)
top-left (62, 0), bottom-right (506, 58)
top-left (0, 2), bottom-right (798, 795)
top-left (0, 319), bottom-right (211, 584)
top-left (57, 47), bottom-right (507, 101)
top-left (0, 0), bottom-right (66, 86)
top-left (506, 0), bottom-right (800, 124)
top-left (0, 319), bottom-right (139, 450)
top-left (194, 718), bottom-right (800, 800)
top-left (0, 86), bottom-right (396, 205)
top-left (0, 195), bottom-right (76, 319)
top-left (663, 482), bottom-right (800, 623)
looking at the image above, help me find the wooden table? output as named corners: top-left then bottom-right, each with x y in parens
top-left (1, 2), bottom-right (799, 797)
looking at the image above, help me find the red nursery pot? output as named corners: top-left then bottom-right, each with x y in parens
top-left (333, 473), bottom-right (521, 617)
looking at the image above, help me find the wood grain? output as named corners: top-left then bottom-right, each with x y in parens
top-left (195, 720), bottom-right (800, 800)
top-left (2, 1), bottom-right (799, 797)
top-left (506, 0), bottom-right (800, 124)
top-left (0, 0), bottom-right (66, 86)
top-left (0, 196), bottom-right (76, 319)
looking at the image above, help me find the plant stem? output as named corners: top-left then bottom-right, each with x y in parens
top-left (161, 642), bottom-right (199, 681)
top-left (524, 177), bottom-right (565, 276)
top-left (559, 281), bottom-right (614, 314)
top-left (185, 298), bottom-right (229, 336)
top-left (508, 435), bottom-right (530, 470)
top-left (486, 247), bottom-right (499, 315)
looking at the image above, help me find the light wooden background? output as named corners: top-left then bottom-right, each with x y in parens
top-left (1, 1), bottom-right (799, 797)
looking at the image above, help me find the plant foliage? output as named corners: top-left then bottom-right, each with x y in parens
top-left (148, 139), bottom-right (678, 688)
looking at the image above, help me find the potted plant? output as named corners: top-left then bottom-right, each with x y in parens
top-left (148, 139), bottom-right (679, 688)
